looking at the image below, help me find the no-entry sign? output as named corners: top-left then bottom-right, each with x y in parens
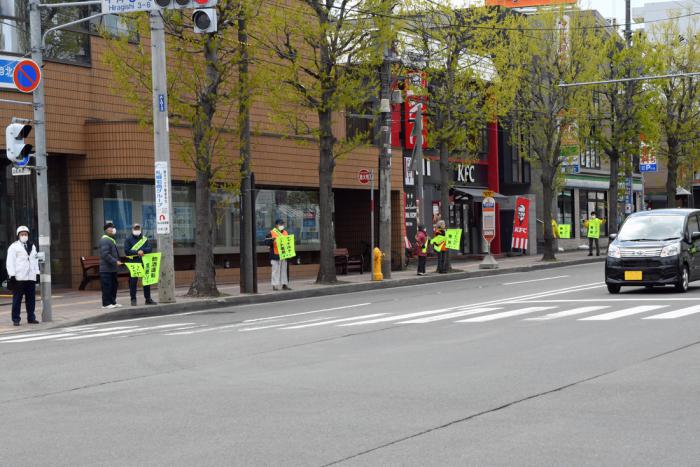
top-left (13, 59), bottom-right (41, 93)
top-left (358, 169), bottom-right (371, 184)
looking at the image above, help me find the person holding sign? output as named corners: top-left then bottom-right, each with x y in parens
top-left (124, 223), bottom-right (157, 306)
top-left (100, 222), bottom-right (123, 309)
top-left (431, 220), bottom-right (448, 274)
top-left (266, 219), bottom-right (292, 291)
top-left (583, 211), bottom-right (605, 256)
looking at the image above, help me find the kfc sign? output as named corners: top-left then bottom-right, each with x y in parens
top-left (405, 96), bottom-right (428, 149)
top-left (511, 197), bottom-right (530, 250)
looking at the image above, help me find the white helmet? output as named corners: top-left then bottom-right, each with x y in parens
top-left (16, 225), bottom-right (29, 236)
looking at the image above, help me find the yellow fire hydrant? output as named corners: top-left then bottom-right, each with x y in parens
top-left (373, 247), bottom-right (384, 281)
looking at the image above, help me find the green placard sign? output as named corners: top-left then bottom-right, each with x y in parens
top-left (445, 229), bottom-right (462, 250)
top-left (558, 224), bottom-right (571, 239)
top-left (142, 252), bottom-right (162, 286)
top-left (276, 234), bottom-right (296, 260)
top-left (587, 219), bottom-right (601, 239)
top-left (125, 262), bottom-right (144, 278)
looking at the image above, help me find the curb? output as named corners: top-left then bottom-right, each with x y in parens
top-left (44, 256), bottom-right (605, 329)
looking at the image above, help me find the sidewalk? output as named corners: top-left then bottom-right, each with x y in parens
top-left (0, 250), bottom-right (605, 335)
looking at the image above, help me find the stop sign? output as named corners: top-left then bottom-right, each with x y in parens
top-left (358, 169), bottom-right (371, 184)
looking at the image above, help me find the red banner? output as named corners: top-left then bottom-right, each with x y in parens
top-left (512, 197), bottom-right (530, 250)
top-left (405, 96), bottom-right (428, 149)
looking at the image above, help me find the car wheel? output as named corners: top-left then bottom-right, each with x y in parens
top-left (607, 283), bottom-right (621, 294)
top-left (675, 266), bottom-right (690, 293)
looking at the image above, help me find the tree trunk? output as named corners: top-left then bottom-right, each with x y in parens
top-left (439, 140), bottom-right (451, 271)
top-left (607, 149), bottom-right (620, 234)
top-left (238, 13), bottom-right (255, 294)
top-left (316, 108), bottom-right (337, 284)
top-left (667, 138), bottom-right (680, 209)
top-left (187, 34), bottom-right (220, 297)
top-left (541, 168), bottom-right (556, 261)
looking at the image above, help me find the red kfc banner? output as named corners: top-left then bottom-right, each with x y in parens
top-left (512, 197), bottom-right (530, 250)
top-left (405, 95), bottom-right (428, 149)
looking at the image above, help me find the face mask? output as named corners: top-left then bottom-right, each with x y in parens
top-left (278, 225), bottom-right (285, 231)
top-left (133, 230), bottom-right (141, 236)
top-left (19, 235), bottom-right (28, 243)
top-left (110, 228), bottom-right (117, 235)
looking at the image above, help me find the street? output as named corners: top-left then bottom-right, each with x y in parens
top-left (1, 262), bottom-right (699, 466)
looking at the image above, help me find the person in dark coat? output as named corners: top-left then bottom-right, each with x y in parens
top-left (124, 223), bottom-right (157, 306)
top-left (99, 222), bottom-right (123, 309)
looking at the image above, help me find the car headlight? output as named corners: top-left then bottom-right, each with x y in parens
top-left (660, 243), bottom-right (680, 257)
top-left (608, 244), bottom-right (621, 258)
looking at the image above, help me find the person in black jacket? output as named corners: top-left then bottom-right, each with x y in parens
top-left (124, 223), bottom-right (157, 306)
top-left (100, 222), bottom-right (123, 309)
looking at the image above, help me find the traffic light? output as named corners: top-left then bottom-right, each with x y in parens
top-left (153, 0), bottom-right (217, 10)
top-left (193, 8), bottom-right (217, 33)
top-left (5, 122), bottom-right (32, 167)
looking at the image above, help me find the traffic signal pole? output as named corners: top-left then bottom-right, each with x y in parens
top-left (150, 11), bottom-right (176, 303)
top-left (29, 0), bottom-right (52, 322)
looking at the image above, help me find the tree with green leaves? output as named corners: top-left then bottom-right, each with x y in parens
top-left (505, 8), bottom-right (601, 261)
top-left (400, 2), bottom-right (518, 268)
top-left (256, 0), bottom-right (390, 284)
top-left (588, 29), bottom-right (656, 233)
top-left (647, 14), bottom-right (700, 208)
top-left (102, 1), bottom-right (261, 297)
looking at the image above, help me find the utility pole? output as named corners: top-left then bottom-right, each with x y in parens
top-left (150, 11), bottom-right (175, 303)
top-left (238, 11), bottom-right (254, 294)
top-left (29, 0), bottom-right (52, 321)
top-left (412, 107), bottom-right (428, 232)
top-left (379, 46), bottom-right (392, 278)
top-left (624, 0), bottom-right (634, 216)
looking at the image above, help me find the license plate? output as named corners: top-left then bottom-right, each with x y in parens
top-left (625, 271), bottom-right (643, 281)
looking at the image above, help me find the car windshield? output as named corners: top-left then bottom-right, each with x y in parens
top-left (618, 215), bottom-right (685, 241)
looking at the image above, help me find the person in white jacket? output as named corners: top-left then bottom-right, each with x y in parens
top-left (6, 225), bottom-right (40, 326)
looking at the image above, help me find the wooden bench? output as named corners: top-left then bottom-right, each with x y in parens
top-left (334, 248), bottom-right (364, 275)
top-left (79, 256), bottom-right (130, 290)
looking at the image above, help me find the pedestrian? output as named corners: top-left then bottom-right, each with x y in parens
top-left (5, 226), bottom-right (40, 326)
top-left (584, 211), bottom-right (605, 256)
top-left (124, 223), bottom-right (157, 307)
top-left (431, 220), bottom-right (448, 274)
top-left (551, 218), bottom-right (563, 252)
top-left (100, 222), bottom-right (123, 309)
top-left (266, 219), bottom-right (291, 291)
top-left (415, 225), bottom-right (428, 276)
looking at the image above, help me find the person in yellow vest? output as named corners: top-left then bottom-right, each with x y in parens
top-left (551, 218), bottom-right (563, 252)
top-left (583, 211), bottom-right (605, 256)
top-left (266, 219), bottom-right (291, 291)
top-left (125, 223), bottom-right (157, 306)
top-left (431, 220), bottom-right (448, 274)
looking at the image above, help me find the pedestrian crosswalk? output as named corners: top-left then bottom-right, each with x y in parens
top-left (3, 301), bottom-right (700, 344)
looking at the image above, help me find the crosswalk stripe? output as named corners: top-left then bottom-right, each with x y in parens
top-left (643, 305), bottom-right (700, 320)
top-left (339, 306), bottom-right (468, 327)
top-left (4, 333), bottom-right (78, 343)
top-left (242, 303), bottom-right (371, 323)
top-left (524, 306), bottom-right (610, 321)
top-left (457, 306), bottom-right (556, 323)
top-left (58, 323), bottom-right (195, 340)
top-left (400, 307), bottom-right (502, 324)
top-left (239, 316), bottom-right (337, 332)
top-left (281, 313), bottom-right (387, 329)
top-left (579, 305), bottom-right (667, 321)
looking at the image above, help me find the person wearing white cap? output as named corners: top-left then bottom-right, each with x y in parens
top-left (6, 226), bottom-right (40, 326)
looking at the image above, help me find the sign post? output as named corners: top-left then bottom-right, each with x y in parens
top-left (479, 191), bottom-right (499, 269)
top-left (360, 169), bottom-right (375, 280)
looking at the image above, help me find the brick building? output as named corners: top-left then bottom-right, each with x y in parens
top-left (0, 10), bottom-right (406, 288)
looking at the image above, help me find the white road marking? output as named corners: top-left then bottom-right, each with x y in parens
top-left (401, 308), bottom-right (502, 324)
top-left (0, 331), bottom-right (53, 341)
top-left (58, 323), bottom-right (195, 340)
top-left (503, 275), bottom-right (569, 286)
top-left (0, 326), bottom-right (137, 343)
top-left (4, 333), bottom-right (78, 343)
top-left (579, 305), bottom-right (667, 321)
top-left (457, 307), bottom-right (556, 323)
top-left (524, 306), bottom-right (610, 321)
top-left (242, 303), bottom-right (371, 323)
top-left (339, 306), bottom-right (468, 326)
top-left (515, 298), bottom-right (700, 303)
top-left (238, 316), bottom-right (338, 332)
top-left (281, 313), bottom-right (388, 329)
top-left (643, 305), bottom-right (700, 320)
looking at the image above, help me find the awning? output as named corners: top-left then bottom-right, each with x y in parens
top-left (677, 187), bottom-right (692, 196)
top-left (452, 187), bottom-right (507, 201)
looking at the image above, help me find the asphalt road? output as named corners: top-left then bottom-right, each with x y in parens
top-left (2, 262), bottom-right (700, 466)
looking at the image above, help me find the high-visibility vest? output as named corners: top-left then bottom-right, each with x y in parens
top-left (271, 228), bottom-right (288, 255)
top-left (587, 218), bottom-right (602, 239)
top-left (431, 234), bottom-right (447, 252)
top-left (131, 236), bottom-right (148, 252)
top-left (101, 234), bottom-right (116, 245)
top-left (421, 237), bottom-right (429, 254)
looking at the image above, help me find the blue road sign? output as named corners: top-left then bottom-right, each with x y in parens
top-left (640, 163), bottom-right (657, 172)
top-left (158, 94), bottom-right (166, 112)
top-left (0, 56), bottom-right (19, 90)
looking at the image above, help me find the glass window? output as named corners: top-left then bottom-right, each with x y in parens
top-left (580, 190), bottom-right (608, 237)
top-left (618, 215), bottom-right (685, 241)
top-left (686, 215), bottom-right (700, 238)
top-left (557, 189), bottom-right (574, 236)
top-left (581, 138), bottom-right (601, 169)
top-left (255, 189), bottom-right (320, 249)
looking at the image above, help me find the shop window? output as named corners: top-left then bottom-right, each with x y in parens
top-left (557, 189), bottom-right (575, 237)
top-left (254, 189), bottom-right (320, 249)
top-left (579, 190), bottom-right (608, 237)
top-left (581, 138), bottom-right (601, 169)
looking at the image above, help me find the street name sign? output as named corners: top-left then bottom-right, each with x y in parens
top-left (101, 0), bottom-right (217, 14)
